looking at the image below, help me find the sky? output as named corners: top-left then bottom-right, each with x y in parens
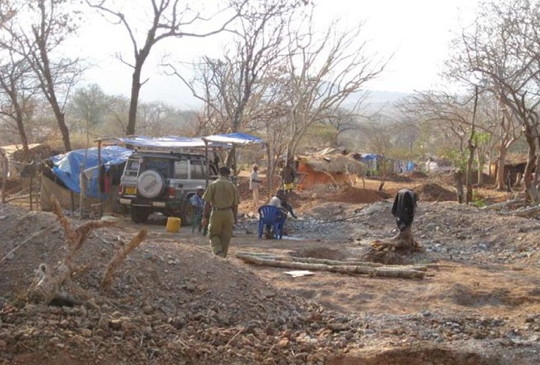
top-left (73, 0), bottom-right (481, 109)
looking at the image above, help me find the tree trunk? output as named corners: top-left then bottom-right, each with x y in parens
top-left (14, 105), bottom-right (30, 160)
top-left (496, 147), bottom-right (508, 190)
top-left (522, 128), bottom-right (538, 202)
top-left (126, 66), bottom-right (142, 135)
top-left (454, 170), bottom-right (464, 203)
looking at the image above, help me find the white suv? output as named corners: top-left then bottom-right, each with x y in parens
top-left (118, 151), bottom-right (215, 223)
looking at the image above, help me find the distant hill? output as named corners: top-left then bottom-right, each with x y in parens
top-left (343, 89), bottom-right (411, 112)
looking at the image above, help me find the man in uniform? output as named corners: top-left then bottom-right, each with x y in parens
top-left (201, 166), bottom-right (239, 258)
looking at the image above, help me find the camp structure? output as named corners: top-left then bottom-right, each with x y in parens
top-left (297, 148), bottom-right (367, 190)
top-left (41, 146), bottom-right (133, 213)
top-left (0, 143), bottom-right (51, 179)
top-left (41, 133), bottom-right (264, 215)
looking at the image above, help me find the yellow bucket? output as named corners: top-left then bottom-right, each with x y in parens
top-left (165, 217), bottom-right (181, 233)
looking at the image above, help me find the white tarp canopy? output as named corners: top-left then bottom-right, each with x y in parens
top-left (114, 132), bottom-right (264, 149)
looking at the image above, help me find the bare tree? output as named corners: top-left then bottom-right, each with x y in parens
top-left (281, 14), bottom-right (385, 162)
top-left (399, 91), bottom-right (476, 158)
top-left (0, 0), bottom-right (84, 152)
top-left (87, 0), bottom-right (244, 136)
top-left (0, 50), bottom-right (38, 159)
top-left (321, 107), bottom-right (363, 147)
top-left (451, 0), bottom-right (540, 200)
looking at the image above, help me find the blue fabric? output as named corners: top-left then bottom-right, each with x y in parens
top-left (360, 154), bottom-right (379, 161)
top-left (50, 146), bottom-right (132, 198)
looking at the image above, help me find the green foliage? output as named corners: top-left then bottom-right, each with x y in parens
top-left (471, 192), bottom-right (487, 208)
top-left (440, 148), bottom-right (466, 171)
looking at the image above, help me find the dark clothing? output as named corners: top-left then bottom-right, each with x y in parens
top-left (280, 165), bottom-right (295, 184)
top-left (281, 201), bottom-right (297, 219)
top-left (391, 189), bottom-right (417, 231)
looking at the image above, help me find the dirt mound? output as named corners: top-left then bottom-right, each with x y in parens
top-left (409, 171), bottom-right (427, 178)
top-left (328, 186), bottom-right (390, 204)
top-left (331, 345), bottom-right (497, 365)
top-left (0, 205), bottom-right (342, 364)
top-left (413, 183), bottom-right (456, 202)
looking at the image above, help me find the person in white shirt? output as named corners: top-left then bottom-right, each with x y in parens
top-left (249, 164), bottom-right (262, 209)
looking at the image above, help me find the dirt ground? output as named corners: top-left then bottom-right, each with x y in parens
top-left (1, 172), bottom-right (540, 364)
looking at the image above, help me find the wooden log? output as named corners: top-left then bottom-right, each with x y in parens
top-left (503, 205), bottom-right (540, 218)
top-left (101, 229), bottom-right (147, 290)
top-left (235, 251), bottom-right (428, 271)
top-left (235, 252), bottom-right (425, 279)
top-left (483, 198), bottom-right (527, 211)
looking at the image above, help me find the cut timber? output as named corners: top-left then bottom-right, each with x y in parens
top-left (503, 205), bottom-right (540, 218)
top-left (235, 252), bottom-right (425, 279)
top-left (101, 229), bottom-right (147, 290)
top-left (483, 199), bottom-right (527, 211)
top-left (235, 252), bottom-right (428, 271)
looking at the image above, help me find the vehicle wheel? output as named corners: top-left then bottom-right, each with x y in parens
top-left (131, 207), bottom-right (150, 223)
top-left (137, 170), bottom-right (165, 199)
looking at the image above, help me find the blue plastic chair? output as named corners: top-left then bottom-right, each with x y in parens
top-left (258, 205), bottom-right (286, 239)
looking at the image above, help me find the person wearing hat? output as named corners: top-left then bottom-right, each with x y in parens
top-left (249, 164), bottom-right (263, 209)
top-left (202, 166), bottom-right (240, 258)
top-left (190, 186), bottom-right (205, 234)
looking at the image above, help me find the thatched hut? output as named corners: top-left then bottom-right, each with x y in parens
top-left (297, 149), bottom-right (366, 190)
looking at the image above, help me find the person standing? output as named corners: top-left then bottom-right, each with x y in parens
top-left (280, 160), bottom-right (296, 193)
top-left (201, 166), bottom-right (239, 258)
top-left (190, 186), bottom-right (205, 234)
top-left (249, 164), bottom-right (262, 209)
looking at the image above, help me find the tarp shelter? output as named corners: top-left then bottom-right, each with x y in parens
top-left (50, 146), bottom-right (132, 199)
top-left (202, 132), bottom-right (264, 145)
top-left (112, 133), bottom-right (265, 178)
top-left (113, 133), bottom-right (264, 150)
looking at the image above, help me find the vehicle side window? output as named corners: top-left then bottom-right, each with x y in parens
top-left (174, 160), bottom-right (188, 179)
top-left (124, 159), bottom-right (140, 176)
top-left (190, 160), bottom-right (206, 179)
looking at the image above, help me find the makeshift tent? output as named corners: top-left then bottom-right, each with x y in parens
top-left (50, 146), bottom-right (132, 199)
top-left (113, 133), bottom-right (264, 150)
top-left (202, 132), bottom-right (264, 145)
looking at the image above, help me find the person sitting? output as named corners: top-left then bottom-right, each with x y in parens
top-left (264, 190), bottom-right (297, 238)
top-left (190, 186), bottom-right (205, 234)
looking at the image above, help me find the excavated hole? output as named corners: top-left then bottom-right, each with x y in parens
top-left (328, 346), bottom-right (498, 365)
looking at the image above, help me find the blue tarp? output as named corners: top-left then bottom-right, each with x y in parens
top-left (50, 146), bottom-right (132, 198)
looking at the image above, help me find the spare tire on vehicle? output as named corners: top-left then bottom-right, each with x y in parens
top-left (137, 169), bottom-right (165, 199)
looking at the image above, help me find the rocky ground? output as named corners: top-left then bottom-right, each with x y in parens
top-left (1, 174), bottom-right (539, 364)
